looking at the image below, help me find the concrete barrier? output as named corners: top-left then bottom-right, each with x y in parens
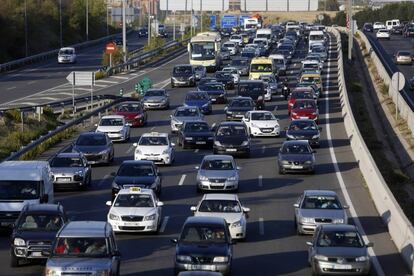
top-left (330, 27), bottom-right (414, 274)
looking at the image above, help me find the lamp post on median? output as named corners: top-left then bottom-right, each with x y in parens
top-left (24, 0), bottom-right (28, 57)
top-left (59, 0), bottom-right (63, 47)
top-left (86, 0), bottom-right (89, 41)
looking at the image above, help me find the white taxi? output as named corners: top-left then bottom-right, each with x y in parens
top-left (95, 115), bottom-right (131, 142)
top-left (106, 187), bottom-right (164, 233)
top-left (242, 110), bottom-right (280, 137)
top-left (133, 132), bottom-right (175, 165)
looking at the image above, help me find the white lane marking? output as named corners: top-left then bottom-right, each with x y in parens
top-left (194, 149), bottom-right (199, 153)
top-left (7, 86), bottom-right (16, 90)
top-left (325, 34), bottom-right (385, 276)
top-left (94, 84), bottom-right (108, 88)
top-left (130, 73), bottom-right (138, 76)
top-left (95, 79), bottom-right (119, 84)
top-left (178, 174), bottom-right (186, 186)
top-left (31, 97), bottom-right (58, 101)
top-left (28, 81), bottom-right (37, 85)
top-left (261, 145), bottom-right (266, 154)
top-left (258, 175), bottom-right (263, 187)
top-left (111, 75), bottom-right (129, 80)
top-left (126, 145), bottom-right (135, 154)
top-left (98, 174), bottom-right (111, 187)
top-left (259, 218), bottom-right (264, 235)
top-left (159, 216), bottom-right (169, 233)
top-left (154, 78), bottom-right (171, 88)
top-left (150, 127), bottom-right (155, 131)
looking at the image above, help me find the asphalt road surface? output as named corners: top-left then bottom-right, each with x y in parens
top-left (0, 33), bottom-right (409, 276)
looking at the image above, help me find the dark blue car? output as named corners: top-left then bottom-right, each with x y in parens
top-left (198, 82), bottom-right (227, 104)
top-left (184, 91), bottom-right (212, 114)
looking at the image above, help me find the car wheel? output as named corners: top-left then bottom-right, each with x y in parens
top-left (182, 142), bottom-right (187, 149)
top-left (10, 251), bottom-right (20, 267)
top-left (196, 185), bottom-right (202, 193)
top-left (279, 166), bottom-right (285, 175)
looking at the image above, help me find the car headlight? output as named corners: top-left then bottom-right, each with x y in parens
top-left (312, 134), bottom-right (320, 139)
top-left (189, 76), bottom-right (194, 80)
top-left (96, 269), bottom-right (110, 276)
top-left (214, 141), bottom-right (222, 146)
top-left (184, 137), bottom-right (193, 140)
top-left (109, 213), bottom-right (120, 220)
top-left (226, 110), bottom-right (233, 115)
top-left (281, 160), bottom-right (289, 164)
top-left (304, 161), bottom-right (313, 164)
top-left (14, 238), bottom-right (26, 246)
top-left (291, 112), bottom-right (297, 116)
top-left (171, 77), bottom-right (178, 81)
top-left (286, 134), bottom-right (295, 139)
top-left (227, 175), bottom-right (237, 181)
top-left (231, 220), bottom-right (242, 228)
top-left (177, 255), bottom-right (192, 262)
top-left (251, 123), bottom-right (259, 128)
top-left (144, 213), bottom-right (156, 221)
top-left (99, 149), bottom-right (109, 155)
top-left (301, 217), bottom-right (314, 223)
top-left (45, 269), bottom-right (59, 276)
top-left (208, 136), bottom-right (214, 140)
top-left (199, 175), bottom-right (208, 181)
top-left (333, 218), bottom-right (344, 224)
top-left (213, 256), bottom-right (229, 263)
top-left (241, 140), bottom-right (249, 146)
top-left (135, 114), bottom-right (143, 119)
top-left (356, 256), bottom-right (369, 262)
top-left (135, 149), bottom-right (142, 155)
top-left (162, 148), bottom-right (170, 154)
top-left (314, 254), bottom-right (328, 261)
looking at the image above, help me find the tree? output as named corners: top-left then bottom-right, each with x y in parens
top-left (318, 0), bottom-right (340, 11)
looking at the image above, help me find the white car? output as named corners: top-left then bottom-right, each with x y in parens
top-left (376, 29), bottom-right (390, 40)
top-left (106, 187), bottom-right (164, 233)
top-left (373, 22), bottom-right (386, 30)
top-left (133, 132), bottom-right (175, 165)
top-left (95, 115), bottom-right (130, 142)
top-left (190, 193), bottom-right (250, 240)
top-left (222, 41), bottom-right (238, 55)
top-left (263, 82), bottom-right (272, 101)
top-left (222, 67), bottom-right (240, 84)
top-left (242, 110), bottom-right (280, 137)
top-left (58, 47), bottom-right (76, 64)
top-left (229, 34), bottom-right (243, 46)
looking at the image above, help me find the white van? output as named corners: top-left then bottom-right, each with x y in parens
top-left (386, 19), bottom-right (400, 30)
top-left (256, 28), bottom-right (272, 43)
top-left (0, 161), bottom-right (54, 227)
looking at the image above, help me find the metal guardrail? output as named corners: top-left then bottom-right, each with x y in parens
top-left (3, 96), bottom-right (136, 162)
top-left (0, 30), bottom-right (133, 73)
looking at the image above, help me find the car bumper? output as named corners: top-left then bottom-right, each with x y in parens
top-left (53, 179), bottom-right (85, 189)
top-left (144, 102), bottom-right (168, 109)
top-left (250, 126), bottom-right (280, 137)
top-left (183, 139), bottom-right (214, 148)
top-left (109, 219), bottom-right (158, 232)
top-left (291, 115), bottom-right (318, 121)
top-left (135, 154), bottom-right (172, 165)
top-left (396, 59), bottom-right (412, 65)
top-left (209, 96), bottom-right (227, 104)
top-left (175, 262), bottom-right (231, 275)
top-left (197, 180), bottom-right (238, 191)
top-left (229, 225), bottom-right (246, 239)
top-left (314, 260), bottom-right (370, 275)
top-left (84, 154), bottom-right (110, 164)
top-left (214, 145), bottom-right (250, 156)
top-left (126, 117), bottom-right (146, 126)
top-left (105, 132), bottom-right (127, 141)
top-left (171, 123), bottom-right (183, 132)
top-left (172, 79), bottom-right (193, 86)
top-left (58, 58), bottom-right (75, 63)
top-left (13, 246), bottom-right (50, 259)
top-left (280, 163), bottom-right (314, 173)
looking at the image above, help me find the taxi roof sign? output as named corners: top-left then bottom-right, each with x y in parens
top-left (129, 187), bottom-right (141, 193)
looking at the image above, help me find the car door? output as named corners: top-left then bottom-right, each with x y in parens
top-left (109, 233), bottom-right (121, 274)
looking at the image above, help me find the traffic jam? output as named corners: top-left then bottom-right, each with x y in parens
top-left (1, 17), bottom-right (373, 276)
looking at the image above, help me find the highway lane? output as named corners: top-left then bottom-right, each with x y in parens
top-left (0, 33), bottom-right (409, 275)
top-left (0, 31), bottom-right (146, 106)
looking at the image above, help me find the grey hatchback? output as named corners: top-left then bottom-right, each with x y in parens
top-left (307, 224), bottom-right (372, 275)
top-left (278, 140), bottom-right (315, 174)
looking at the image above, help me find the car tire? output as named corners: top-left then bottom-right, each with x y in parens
top-left (182, 142), bottom-right (187, 149)
top-left (10, 251), bottom-right (20, 267)
top-left (279, 166), bottom-right (285, 175)
top-left (196, 185), bottom-right (202, 193)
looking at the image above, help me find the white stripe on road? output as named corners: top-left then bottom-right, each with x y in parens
top-left (258, 175), bottom-right (263, 187)
top-left (28, 81), bottom-right (37, 85)
top-left (325, 34), bottom-right (385, 276)
top-left (159, 216), bottom-right (169, 233)
top-left (111, 75), bottom-right (129, 80)
top-left (178, 174), bottom-right (186, 186)
top-left (94, 84), bottom-right (109, 88)
top-left (98, 174), bottom-right (111, 187)
top-left (7, 86), bottom-right (16, 90)
top-left (194, 149), bottom-right (199, 153)
top-left (126, 145), bottom-right (135, 154)
top-left (259, 218), bottom-right (264, 235)
top-left (95, 79), bottom-right (119, 84)
top-left (261, 145), bottom-right (266, 154)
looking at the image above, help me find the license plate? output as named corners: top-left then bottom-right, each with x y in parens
top-left (235, 114), bottom-right (243, 117)
top-left (58, 177), bottom-right (71, 182)
top-left (196, 141), bottom-right (206, 144)
top-left (262, 129), bottom-right (273, 132)
top-left (31, 252), bottom-right (43, 257)
top-left (333, 264), bottom-right (352, 270)
top-left (146, 157), bottom-right (159, 161)
top-left (291, 165), bottom-right (303, 169)
top-left (300, 117), bottom-right (309, 119)
top-left (211, 98), bottom-right (216, 102)
top-left (190, 264), bottom-right (215, 271)
top-left (226, 148), bottom-right (237, 152)
top-left (124, 222), bottom-right (140, 226)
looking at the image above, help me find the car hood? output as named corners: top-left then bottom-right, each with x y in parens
top-left (51, 167), bottom-right (83, 175)
top-left (115, 112), bottom-right (138, 119)
top-left (287, 129), bottom-right (318, 137)
top-left (111, 207), bottom-right (155, 217)
top-left (292, 108), bottom-right (317, 114)
top-left (216, 136), bottom-right (246, 146)
top-left (96, 126), bottom-right (123, 133)
top-left (199, 169), bottom-right (236, 179)
top-left (279, 153), bottom-right (313, 161)
top-left (144, 96), bottom-right (166, 103)
top-left (206, 90), bottom-right (225, 96)
top-left (73, 145), bottom-right (108, 154)
top-left (184, 131), bottom-right (213, 137)
top-left (173, 74), bottom-right (192, 78)
top-left (298, 209), bottom-right (346, 220)
top-left (194, 212), bottom-right (242, 224)
top-left (47, 258), bottom-right (112, 271)
top-left (14, 230), bottom-right (57, 242)
top-left (176, 242), bottom-right (230, 257)
top-left (250, 120), bottom-right (279, 128)
top-left (114, 176), bottom-right (156, 186)
top-left (138, 145), bottom-right (168, 155)
top-left (316, 246), bottom-right (368, 258)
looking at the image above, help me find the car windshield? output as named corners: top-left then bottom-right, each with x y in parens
top-left (76, 134), bottom-right (107, 146)
top-left (145, 90), bottom-right (165, 97)
top-left (231, 59), bottom-right (249, 66)
top-left (198, 200), bottom-right (241, 213)
top-left (175, 108), bottom-right (200, 117)
top-left (293, 101), bottom-right (316, 109)
top-left (215, 72), bottom-right (231, 78)
top-left (241, 51), bottom-right (255, 58)
top-left (317, 230), bottom-right (364, 248)
top-left (231, 35), bottom-right (241, 40)
top-left (17, 214), bottom-right (64, 231)
top-left (53, 237), bottom-right (109, 257)
top-left (281, 143), bottom-right (311, 154)
top-left (0, 181), bottom-right (40, 200)
top-left (139, 136), bottom-right (168, 146)
top-left (273, 58), bottom-right (285, 65)
top-left (230, 99), bottom-right (253, 108)
top-left (117, 164), bottom-right (155, 177)
top-left (186, 93), bottom-right (208, 101)
top-left (191, 42), bottom-right (215, 60)
top-left (251, 112), bottom-right (275, 121)
top-left (185, 122), bottom-right (209, 132)
top-left (174, 66), bottom-right (192, 74)
top-left (201, 159), bottom-right (234, 170)
top-left (302, 195), bottom-right (342, 209)
top-left (250, 63), bottom-right (272, 72)
top-left (398, 52), bottom-right (411, 56)
top-left (292, 92), bottom-right (314, 99)
top-left (114, 193), bottom-right (154, 207)
top-left (223, 42), bottom-right (235, 48)
top-left (180, 225), bottom-right (227, 243)
top-left (222, 68), bottom-right (237, 74)
top-left (51, 157), bottom-right (84, 167)
top-left (312, 47), bottom-right (326, 53)
top-left (199, 84), bottom-right (224, 91)
top-left (217, 125), bottom-right (247, 136)
top-left (99, 118), bottom-right (124, 126)
top-left (59, 49), bottom-right (74, 55)
top-left (117, 103), bottom-right (142, 112)
top-left (289, 121), bottom-right (317, 130)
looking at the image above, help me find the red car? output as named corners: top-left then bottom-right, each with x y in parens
top-left (287, 88), bottom-right (315, 114)
top-left (114, 101), bottom-right (147, 127)
top-left (290, 99), bottom-right (319, 122)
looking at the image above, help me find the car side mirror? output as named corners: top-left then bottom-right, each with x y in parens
top-left (110, 172), bottom-right (116, 177)
top-left (157, 201), bottom-right (164, 207)
top-left (195, 166), bottom-right (200, 170)
top-left (171, 143), bottom-right (176, 147)
top-left (170, 115), bottom-right (172, 118)
top-left (106, 201), bottom-right (112, 206)
top-left (113, 250), bottom-right (122, 257)
top-left (42, 250), bottom-right (51, 257)
top-left (242, 207), bottom-right (250, 213)
top-left (94, 124), bottom-right (98, 127)
top-left (366, 242), bottom-right (374, 247)
top-left (171, 238), bottom-right (178, 244)
top-left (293, 203), bottom-right (300, 208)
top-left (245, 118), bottom-right (250, 122)
top-left (133, 142), bottom-right (138, 147)
top-left (190, 206), bottom-right (197, 212)
top-left (306, 241), bottom-right (313, 246)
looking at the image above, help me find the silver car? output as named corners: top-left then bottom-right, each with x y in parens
top-left (196, 155), bottom-right (240, 192)
top-left (307, 224), bottom-right (372, 275)
top-left (278, 140), bottom-right (316, 174)
top-left (50, 152), bottom-right (92, 190)
top-left (395, 51), bottom-right (412, 65)
top-left (170, 106), bottom-right (204, 132)
top-left (142, 89), bottom-right (170, 110)
top-left (294, 190), bottom-right (348, 235)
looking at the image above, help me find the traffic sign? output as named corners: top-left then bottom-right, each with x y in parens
top-left (105, 42), bottom-right (116, 54)
top-left (391, 72), bottom-right (405, 92)
top-left (66, 71), bottom-right (95, 86)
top-left (210, 15), bottom-right (216, 29)
top-left (318, 14), bottom-right (324, 21)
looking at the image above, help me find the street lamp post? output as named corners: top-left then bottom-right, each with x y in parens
top-left (86, 0), bottom-right (89, 40)
top-left (122, 0), bottom-right (127, 63)
top-left (59, 0), bottom-right (63, 47)
top-left (106, 0), bottom-right (109, 36)
top-left (148, 0), bottom-right (152, 46)
top-left (24, 0), bottom-right (28, 57)
top-left (173, 10), bottom-right (176, 40)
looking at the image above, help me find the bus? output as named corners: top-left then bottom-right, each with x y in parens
top-left (188, 32), bottom-right (222, 71)
top-left (249, 57), bottom-right (275, 80)
top-left (308, 30), bottom-right (326, 52)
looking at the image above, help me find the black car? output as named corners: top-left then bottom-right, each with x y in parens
top-left (236, 80), bottom-right (265, 110)
top-left (403, 25), bottom-right (414, 37)
top-left (72, 132), bottom-right (115, 165)
top-left (10, 204), bottom-right (68, 267)
top-left (391, 25), bottom-right (404, 35)
top-left (138, 27), bottom-right (148, 37)
top-left (230, 57), bottom-right (250, 76)
top-left (215, 71), bottom-right (234, 90)
top-left (178, 121), bottom-right (214, 149)
top-left (363, 23), bottom-right (373, 32)
top-left (198, 77), bottom-right (218, 86)
top-left (171, 64), bottom-right (196, 87)
top-left (225, 97), bottom-right (255, 121)
top-left (198, 82), bottom-right (227, 104)
top-left (111, 160), bottom-right (161, 200)
top-left (220, 28), bottom-right (233, 37)
top-left (286, 119), bottom-right (322, 147)
top-left (213, 121), bottom-right (251, 157)
top-left (172, 216), bottom-right (233, 275)
top-left (241, 48), bottom-right (258, 60)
